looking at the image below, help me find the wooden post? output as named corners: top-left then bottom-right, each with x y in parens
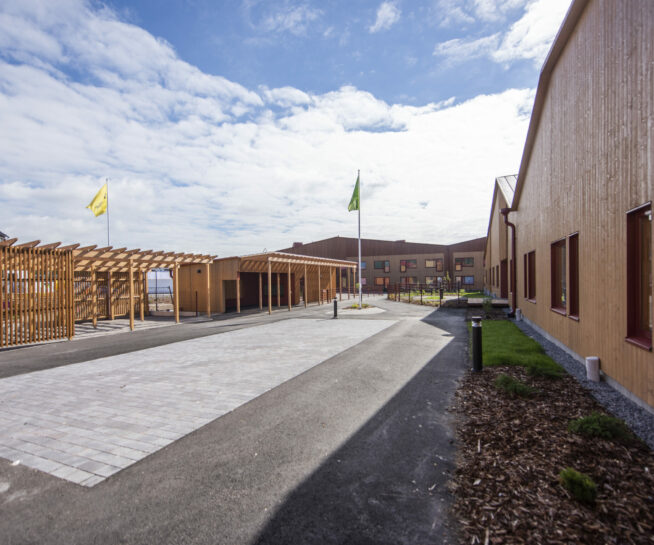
top-left (275, 272), bottom-right (281, 308)
top-left (174, 263), bottom-right (180, 324)
top-left (318, 265), bottom-right (321, 304)
top-left (347, 268), bottom-right (350, 299)
top-left (144, 272), bottom-right (150, 316)
top-left (67, 251), bottom-right (74, 340)
top-left (128, 260), bottom-right (134, 331)
top-left (304, 264), bottom-right (307, 308)
top-left (287, 262), bottom-right (292, 311)
top-left (339, 267), bottom-right (342, 301)
top-left (108, 271), bottom-right (114, 319)
top-left (236, 271), bottom-right (241, 313)
top-left (92, 266), bottom-right (98, 328)
top-left (205, 263), bottom-right (211, 317)
top-left (258, 272), bottom-right (262, 310)
top-left (267, 259), bottom-right (272, 314)
top-left (139, 270), bottom-right (145, 321)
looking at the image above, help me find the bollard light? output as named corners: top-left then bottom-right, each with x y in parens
top-left (333, 298), bottom-right (338, 319)
top-left (471, 316), bottom-right (482, 372)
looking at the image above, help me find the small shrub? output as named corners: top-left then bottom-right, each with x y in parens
top-left (559, 467), bottom-right (597, 504)
top-left (526, 360), bottom-right (565, 379)
top-left (568, 412), bottom-right (632, 442)
top-left (348, 303), bottom-right (370, 309)
top-left (494, 374), bottom-right (536, 398)
top-left (482, 297), bottom-right (493, 315)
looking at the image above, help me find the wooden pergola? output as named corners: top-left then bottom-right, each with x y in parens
top-left (236, 252), bottom-right (358, 314)
top-left (0, 238), bottom-right (214, 348)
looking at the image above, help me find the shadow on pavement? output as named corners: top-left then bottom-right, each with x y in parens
top-left (252, 308), bottom-right (468, 545)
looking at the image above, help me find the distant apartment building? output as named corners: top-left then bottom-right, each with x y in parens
top-left (280, 236), bottom-right (486, 289)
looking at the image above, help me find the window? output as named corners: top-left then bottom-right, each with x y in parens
top-left (496, 265), bottom-right (500, 287)
top-left (361, 261), bottom-right (367, 270)
top-left (464, 257), bottom-right (474, 267)
top-left (374, 277), bottom-right (389, 287)
top-left (455, 258), bottom-right (463, 271)
top-left (361, 277), bottom-right (367, 285)
top-left (401, 277), bottom-right (417, 286)
top-left (523, 254), bottom-right (527, 298)
top-left (627, 203), bottom-right (652, 348)
top-left (526, 251), bottom-right (536, 301)
top-left (400, 259), bottom-right (417, 272)
top-left (425, 276), bottom-right (435, 285)
top-left (374, 260), bottom-right (390, 273)
top-left (425, 259), bottom-right (436, 268)
top-left (463, 276), bottom-right (474, 285)
top-left (436, 259), bottom-right (443, 272)
top-left (569, 234), bottom-right (579, 318)
top-left (455, 276), bottom-right (462, 286)
top-left (551, 239), bottom-right (566, 312)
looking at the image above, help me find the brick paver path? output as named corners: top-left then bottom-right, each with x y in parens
top-left (0, 318), bottom-right (395, 487)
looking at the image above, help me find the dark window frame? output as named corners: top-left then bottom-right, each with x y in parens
top-left (626, 202), bottom-right (652, 350)
top-left (568, 233), bottom-right (579, 319)
top-left (551, 238), bottom-right (567, 314)
top-left (526, 251), bottom-right (536, 302)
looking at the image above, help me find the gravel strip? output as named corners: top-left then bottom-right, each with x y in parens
top-left (514, 318), bottom-right (654, 450)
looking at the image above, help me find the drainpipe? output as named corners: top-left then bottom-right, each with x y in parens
top-left (500, 207), bottom-right (517, 317)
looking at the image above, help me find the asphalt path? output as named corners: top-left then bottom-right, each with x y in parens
top-left (0, 298), bottom-right (468, 545)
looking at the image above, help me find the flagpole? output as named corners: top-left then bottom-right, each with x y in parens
top-left (106, 178), bottom-right (110, 246)
top-left (358, 169), bottom-right (362, 308)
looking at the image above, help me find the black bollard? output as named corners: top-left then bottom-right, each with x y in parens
top-left (471, 316), bottom-right (482, 372)
top-left (333, 298), bottom-right (338, 319)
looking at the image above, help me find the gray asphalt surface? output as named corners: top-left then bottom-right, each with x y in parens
top-left (0, 298), bottom-right (468, 545)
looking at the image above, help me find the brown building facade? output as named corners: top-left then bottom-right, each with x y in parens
top-left (281, 236), bottom-right (486, 289)
top-left (488, 0), bottom-right (654, 411)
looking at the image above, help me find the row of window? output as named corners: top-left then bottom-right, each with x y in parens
top-left (362, 257), bottom-right (476, 272)
top-left (524, 202), bottom-right (652, 348)
top-left (391, 276), bottom-right (475, 286)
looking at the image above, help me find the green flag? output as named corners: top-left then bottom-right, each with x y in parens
top-left (348, 174), bottom-right (360, 212)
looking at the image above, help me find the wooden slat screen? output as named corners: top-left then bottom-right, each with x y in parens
top-left (1, 245), bottom-right (74, 347)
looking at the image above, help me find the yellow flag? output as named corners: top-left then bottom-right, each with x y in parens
top-left (86, 183), bottom-right (108, 217)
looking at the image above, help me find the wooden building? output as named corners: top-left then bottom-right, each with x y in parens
top-left (495, 0), bottom-right (654, 411)
top-left (0, 237), bottom-right (214, 347)
top-left (282, 236), bottom-right (486, 290)
top-left (484, 175), bottom-right (517, 302)
top-left (177, 252), bottom-right (357, 315)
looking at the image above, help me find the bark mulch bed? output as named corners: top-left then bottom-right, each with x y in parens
top-left (450, 366), bottom-right (654, 544)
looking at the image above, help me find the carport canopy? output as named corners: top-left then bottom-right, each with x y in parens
top-left (235, 251), bottom-right (358, 314)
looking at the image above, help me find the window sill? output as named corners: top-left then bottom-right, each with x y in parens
top-left (568, 314), bottom-right (579, 322)
top-left (526, 298), bottom-right (536, 304)
top-left (550, 307), bottom-right (566, 316)
top-left (625, 336), bottom-right (652, 351)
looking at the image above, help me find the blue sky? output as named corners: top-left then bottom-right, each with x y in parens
top-left (0, 0), bottom-right (572, 256)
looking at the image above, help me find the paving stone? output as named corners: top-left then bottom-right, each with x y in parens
top-left (0, 318), bottom-right (396, 486)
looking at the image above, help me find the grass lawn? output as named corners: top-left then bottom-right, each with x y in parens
top-left (479, 320), bottom-right (564, 377)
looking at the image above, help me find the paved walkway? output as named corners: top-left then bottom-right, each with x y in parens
top-left (0, 318), bottom-right (395, 486)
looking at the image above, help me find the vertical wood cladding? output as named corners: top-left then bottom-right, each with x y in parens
top-left (513, 0), bottom-right (654, 408)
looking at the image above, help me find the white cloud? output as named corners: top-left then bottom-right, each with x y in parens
top-left (369, 2), bottom-right (401, 33)
top-left (261, 4), bottom-right (322, 36)
top-left (434, 0), bottom-right (572, 67)
top-left (0, 0), bottom-right (533, 256)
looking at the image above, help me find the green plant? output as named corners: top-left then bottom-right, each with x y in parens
top-left (559, 467), bottom-right (597, 504)
top-left (494, 373), bottom-right (537, 398)
top-left (482, 297), bottom-right (493, 315)
top-left (348, 303), bottom-right (370, 309)
top-left (568, 412), bottom-right (632, 442)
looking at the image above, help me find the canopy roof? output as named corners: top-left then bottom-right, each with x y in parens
top-left (0, 238), bottom-right (215, 272)
top-left (222, 251), bottom-right (357, 274)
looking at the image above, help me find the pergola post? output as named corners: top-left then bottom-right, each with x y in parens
top-left (339, 267), bottom-right (342, 301)
top-left (304, 264), bottom-right (307, 308)
top-left (174, 263), bottom-right (180, 324)
top-left (236, 271), bottom-right (241, 313)
top-left (287, 262), bottom-right (292, 311)
top-left (91, 266), bottom-right (97, 329)
top-left (347, 268), bottom-right (350, 299)
top-left (268, 259), bottom-right (272, 314)
top-left (258, 273), bottom-right (262, 310)
top-left (318, 265), bottom-right (321, 304)
top-left (139, 271), bottom-right (145, 321)
top-left (108, 271), bottom-right (115, 319)
top-left (205, 263), bottom-right (211, 317)
top-left (128, 259), bottom-right (134, 331)
top-left (143, 272), bottom-right (149, 316)
top-left (277, 273), bottom-right (280, 308)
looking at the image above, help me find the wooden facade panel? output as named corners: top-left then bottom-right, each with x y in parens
top-left (512, 0), bottom-right (654, 408)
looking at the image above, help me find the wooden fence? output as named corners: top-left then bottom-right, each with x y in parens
top-left (1, 245), bottom-right (74, 347)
